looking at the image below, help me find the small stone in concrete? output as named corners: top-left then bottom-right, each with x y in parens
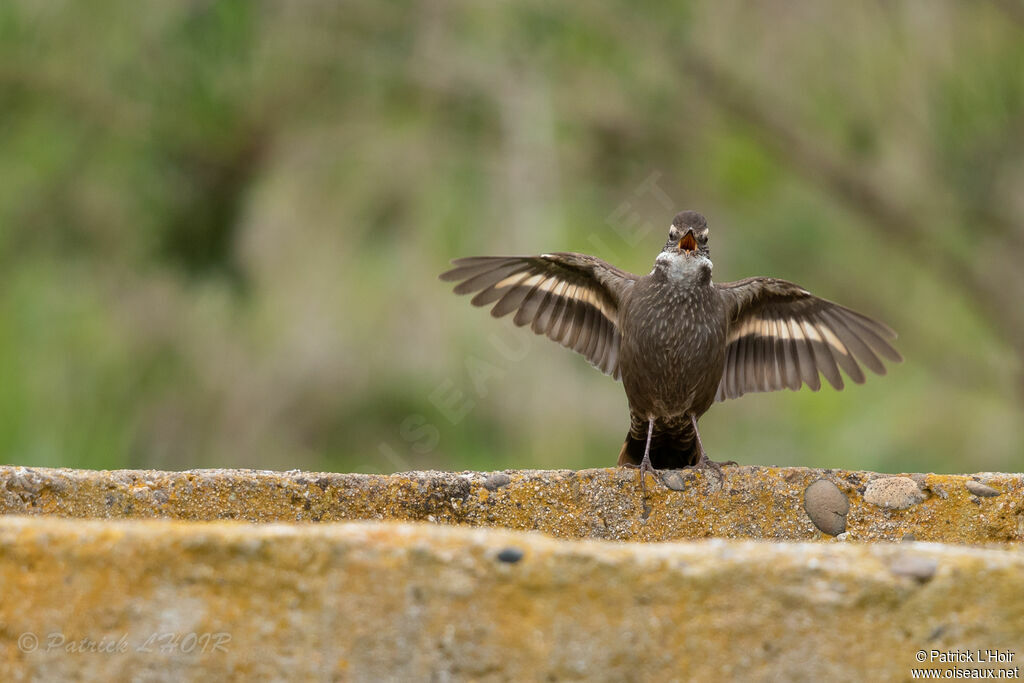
top-left (496, 547), bottom-right (524, 564)
top-left (803, 479), bottom-right (849, 536)
top-left (889, 555), bottom-right (938, 582)
top-left (863, 477), bottom-right (925, 510)
top-left (482, 473), bottom-right (512, 491)
top-left (965, 480), bottom-right (1000, 498)
top-left (926, 481), bottom-right (949, 500)
top-left (783, 469), bottom-right (802, 483)
top-left (661, 471), bottom-right (688, 492)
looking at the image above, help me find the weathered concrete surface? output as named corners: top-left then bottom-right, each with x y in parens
top-left (2, 465), bottom-right (1022, 543)
top-left (0, 516), bottom-right (1022, 682)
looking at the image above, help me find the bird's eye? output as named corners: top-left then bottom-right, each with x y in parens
top-left (669, 228), bottom-right (679, 240)
top-left (698, 232), bottom-right (708, 244)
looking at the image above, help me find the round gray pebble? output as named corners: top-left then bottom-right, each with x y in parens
top-left (482, 473), bottom-right (512, 491)
top-left (803, 478), bottom-right (850, 536)
top-left (965, 480), bottom-right (1000, 498)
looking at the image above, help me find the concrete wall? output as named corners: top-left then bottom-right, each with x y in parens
top-left (1, 466), bottom-right (1022, 680)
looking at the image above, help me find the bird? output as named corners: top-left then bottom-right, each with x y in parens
top-left (439, 211), bottom-right (901, 492)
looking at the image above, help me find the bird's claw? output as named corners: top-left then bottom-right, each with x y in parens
top-left (686, 453), bottom-right (731, 484)
top-left (641, 460), bottom-right (660, 496)
top-left (630, 455), bottom-right (661, 497)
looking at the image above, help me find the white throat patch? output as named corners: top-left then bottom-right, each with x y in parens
top-left (655, 251), bottom-right (713, 280)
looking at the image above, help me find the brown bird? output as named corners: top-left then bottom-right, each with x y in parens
top-left (440, 211), bottom-right (901, 491)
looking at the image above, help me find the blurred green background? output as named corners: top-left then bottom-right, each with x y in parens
top-left (1, 1), bottom-right (1022, 475)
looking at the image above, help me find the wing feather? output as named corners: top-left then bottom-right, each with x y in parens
top-left (810, 312), bottom-right (865, 384)
top-left (715, 277), bottom-right (900, 401)
top-left (820, 309), bottom-right (886, 375)
top-left (802, 318), bottom-right (843, 390)
top-left (455, 262), bottom-right (529, 298)
top-left (442, 254), bottom-right (637, 378)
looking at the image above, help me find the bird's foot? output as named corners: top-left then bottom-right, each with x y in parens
top-left (686, 453), bottom-right (733, 485)
top-left (640, 457), bottom-right (661, 497)
top-left (625, 454), bottom-right (662, 496)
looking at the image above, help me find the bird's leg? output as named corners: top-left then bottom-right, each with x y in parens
top-left (686, 413), bottom-right (734, 483)
top-left (638, 416), bottom-right (659, 496)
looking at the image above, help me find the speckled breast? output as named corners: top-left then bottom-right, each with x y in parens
top-left (618, 275), bottom-right (728, 418)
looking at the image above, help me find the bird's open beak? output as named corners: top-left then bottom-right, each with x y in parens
top-left (679, 231), bottom-right (697, 254)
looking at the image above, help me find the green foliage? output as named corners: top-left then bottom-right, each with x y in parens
top-left (0, 1), bottom-right (1021, 475)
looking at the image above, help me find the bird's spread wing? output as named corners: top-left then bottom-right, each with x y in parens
top-left (440, 253), bottom-right (637, 378)
top-left (714, 277), bottom-right (901, 401)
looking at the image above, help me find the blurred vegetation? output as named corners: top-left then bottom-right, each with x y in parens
top-left (1, 1), bottom-right (1022, 475)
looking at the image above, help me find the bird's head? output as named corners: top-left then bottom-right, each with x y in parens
top-left (656, 211), bottom-right (712, 278)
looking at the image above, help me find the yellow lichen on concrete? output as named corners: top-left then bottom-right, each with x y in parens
top-left (0, 516), bottom-right (1021, 681)
top-left (1, 466), bottom-right (1021, 543)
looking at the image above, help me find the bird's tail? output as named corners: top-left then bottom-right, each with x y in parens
top-left (616, 417), bottom-right (700, 470)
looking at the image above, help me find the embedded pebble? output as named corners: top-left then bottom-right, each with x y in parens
top-left (496, 547), bottom-right (524, 564)
top-left (889, 555), bottom-right (938, 582)
top-left (482, 473), bottom-right (512, 491)
top-left (965, 480), bottom-right (1000, 498)
top-left (803, 479), bottom-right (849, 536)
top-left (661, 471), bottom-right (688, 492)
top-left (863, 477), bottom-right (925, 510)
